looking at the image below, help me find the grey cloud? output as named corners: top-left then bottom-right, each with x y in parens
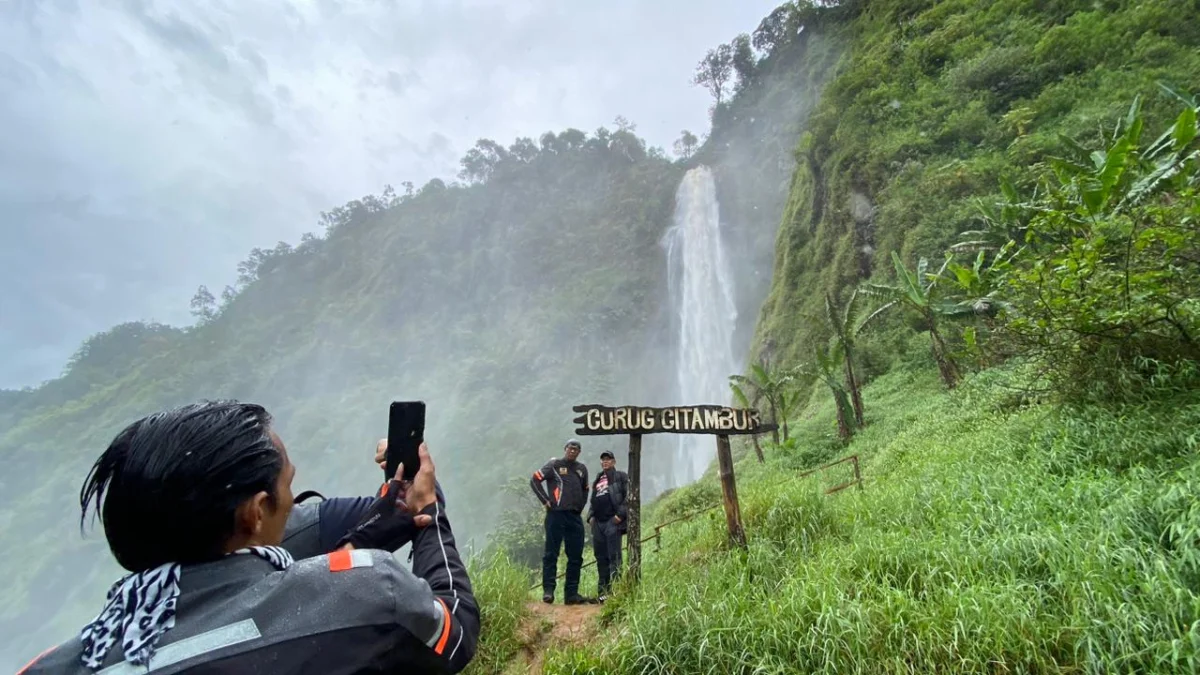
top-left (238, 43), bottom-right (270, 78)
top-left (123, 1), bottom-right (232, 75)
top-left (385, 69), bottom-right (419, 96)
top-left (0, 0), bottom-right (780, 389)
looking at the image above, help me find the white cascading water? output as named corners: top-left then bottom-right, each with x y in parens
top-left (661, 165), bottom-right (740, 486)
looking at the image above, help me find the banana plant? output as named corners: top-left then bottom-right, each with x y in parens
top-left (863, 251), bottom-right (973, 388)
top-left (938, 242), bottom-right (1020, 318)
top-left (729, 359), bottom-right (798, 446)
top-left (823, 287), bottom-right (891, 427)
top-left (729, 374), bottom-right (766, 463)
top-left (797, 341), bottom-right (855, 442)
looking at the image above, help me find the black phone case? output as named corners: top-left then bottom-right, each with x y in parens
top-left (386, 401), bottom-right (425, 481)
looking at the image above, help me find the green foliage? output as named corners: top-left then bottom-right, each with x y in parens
top-left (540, 364), bottom-right (1200, 674)
top-left (757, 0), bottom-right (1200, 377)
top-left (820, 286), bottom-right (888, 426)
top-left (862, 251), bottom-right (967, 387)
top-left (729, 361), bottom-right (801, 443)
top-left (803, 339), bottom-right (856, 441)
top-left (461, 552), bottom-right (531, 675)
top-left (482, 478), bottom-right (549, 572)
top-left (0, 122), bottom-right (687, 665)
top-left (976, 95), bottom-right (1200, 400)
top-left (0, 7), bottom-right (847, 662)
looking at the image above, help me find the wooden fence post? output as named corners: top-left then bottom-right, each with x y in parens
top-left (715, 434), bottom-right (747, 548)
top-left (626, 433), bottom-right (642, 582)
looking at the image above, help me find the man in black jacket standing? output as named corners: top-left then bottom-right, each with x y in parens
top-left (529, 439), bottom-right (589, 604)
top-left (585, 450), bottom-right (628, 601)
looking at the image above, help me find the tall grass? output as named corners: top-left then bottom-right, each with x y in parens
top-left (462, 551), bottom-right (531, 675)
top-left (539, 365), bottom-right (1200, 674)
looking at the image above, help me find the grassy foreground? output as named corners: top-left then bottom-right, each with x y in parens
top-left (471, 361), bottom-right (1200, 674)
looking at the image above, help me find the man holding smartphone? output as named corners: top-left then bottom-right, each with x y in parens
top-left (279, 440), bottom-right (446, 559)
top-left (529, 439), bottom-right (589, 605)
top-left (17, 401), bottom-right (477, 675)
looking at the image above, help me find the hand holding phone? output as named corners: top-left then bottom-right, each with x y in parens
top-left (386, 401), bottom-right (426, 482)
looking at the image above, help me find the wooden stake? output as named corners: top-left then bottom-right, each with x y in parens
top-left (626, 433), bottom-right (642, 582)
top-left (715, 434), bottom-right (747, 548)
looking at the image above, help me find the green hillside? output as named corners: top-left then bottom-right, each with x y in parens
top-left (538, 358), bottom-right (1200, 673)
top-left (0, 131), bottom-right (689, 662)
top-left (756, 0), bottom-right (1200, 367)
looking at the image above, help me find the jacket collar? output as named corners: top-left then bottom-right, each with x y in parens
top-left (178, 553), bottom-right (282, 598)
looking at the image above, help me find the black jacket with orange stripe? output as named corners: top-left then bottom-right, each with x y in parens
top-left (18, 501), bottom-right (478, 675)
top-left (530, 457), bottom-right (589, 513)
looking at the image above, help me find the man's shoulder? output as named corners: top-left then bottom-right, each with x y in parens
top-left (18, 552), bottom-right (443, 674)
top-left (285, 548), bottom-right (413, 585)
top-left (14, 637), bottom-right (83, 674)
top-left (265, 550), bottom-right (437, 633)
top-left (268, 549), bottom-right (410, 606)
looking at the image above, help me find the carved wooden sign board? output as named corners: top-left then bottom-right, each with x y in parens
top-left (571, 404), bottom-right (778, 436)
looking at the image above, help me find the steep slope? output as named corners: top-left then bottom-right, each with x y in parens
top-left (510, 0), bottom-right (1200, 672)
top-left (537, 359), bottom-right (1200, 674)
top-left (755, 0), bottom-right (1200, 365)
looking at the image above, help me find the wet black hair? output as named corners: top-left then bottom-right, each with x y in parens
top-left (80, 400), bottom-right (284, 572)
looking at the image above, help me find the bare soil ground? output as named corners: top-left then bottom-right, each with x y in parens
top-left (504, 600), bottom-right (601, 674)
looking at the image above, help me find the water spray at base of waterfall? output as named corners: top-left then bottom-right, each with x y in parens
top-left (661, 165), bottom-right (741, 488)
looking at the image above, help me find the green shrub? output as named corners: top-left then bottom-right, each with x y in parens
top-left (979, 96), bottom-right (1200, 401)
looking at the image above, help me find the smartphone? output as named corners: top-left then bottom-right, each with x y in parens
top-left (386, 401), bottom-right (425, 482)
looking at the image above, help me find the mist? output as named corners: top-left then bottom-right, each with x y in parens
top-left (0, 1), bottom-right (836, 671)
top-left (0, 0), bottom-right (780, 391)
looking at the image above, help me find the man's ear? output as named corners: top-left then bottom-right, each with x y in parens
top-left (236, 491), bottom-right (271, 536)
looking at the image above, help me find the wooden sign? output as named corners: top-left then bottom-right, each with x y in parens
top-left (572, 404), bottom-right (778, 436)
top-left (568, 402), bottom-right (769, 582)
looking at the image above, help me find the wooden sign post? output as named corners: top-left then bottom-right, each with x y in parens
top-left (571, 404), bottom-right (776, 581)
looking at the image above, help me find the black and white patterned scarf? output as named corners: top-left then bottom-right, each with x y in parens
top-left (79, 545), bottom-right (294, 670)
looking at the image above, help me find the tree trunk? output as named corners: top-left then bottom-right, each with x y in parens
top-left (928, 321), bottom-right (960, 388)
top-left (768, 398), bottom-right (780, 445)
top-left (752, 433), bottom-right (765, 463)
top-left (844, 349), bottom-right (864, 427)
top-left (833, 389), bottom-right (851, 441)
top-left (626, 434), bottom-right (642, 583)
top-left (782, 418), bottom-right (790, 442)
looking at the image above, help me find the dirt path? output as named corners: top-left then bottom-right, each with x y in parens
top-left (505, 600), bottom-right (602, 674)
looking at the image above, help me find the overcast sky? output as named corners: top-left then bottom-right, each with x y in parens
top-left (0, 0), bottom-right (779, 390)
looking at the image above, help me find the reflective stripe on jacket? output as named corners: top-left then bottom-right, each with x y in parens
top-left (18, 502), bottom-right (478, 674)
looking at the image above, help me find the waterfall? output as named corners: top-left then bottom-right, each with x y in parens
top-left (661, 165), bottom-right (740, 487)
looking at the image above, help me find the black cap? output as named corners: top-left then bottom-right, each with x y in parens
top-left (600, 451), bottom-right (615, 460)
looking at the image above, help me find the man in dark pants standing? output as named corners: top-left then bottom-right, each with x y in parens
top-left (530, 439), bottom-right (589, 604)
top-left (585, 450), bottom-right (628, 601)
